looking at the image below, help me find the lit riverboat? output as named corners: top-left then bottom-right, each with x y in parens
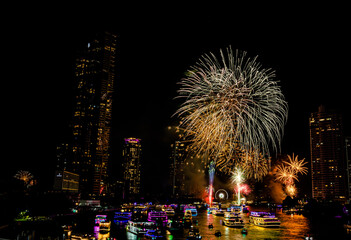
top-left (184, 205), bottom-right (198, 216)
top-left (113, 211), bottom-right (132, 225)
top-left (212, 208), bottom-right (225, 216)
top-left (148, 211), bottom-right (168, 227)
top-left (126, 220), bottom-right (156, 236)
top-left (223, 212), bottom-right (244, 228)
top-left (145, 229), bottom-right (165, 239)
top-left (164, 207), bottom-right (175, 217)
top-left (249, 212), bottom-right (281, 227)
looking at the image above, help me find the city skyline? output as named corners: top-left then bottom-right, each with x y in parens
top-left (3, 7), bottom-right (350, 196)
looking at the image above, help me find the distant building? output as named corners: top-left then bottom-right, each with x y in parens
top-left (69, 31), bottom-right (117, 198)
top-left (122, 138), bottom-right (142, 199)
top-left (170, 141), bottom-right (187, 196)
top-left (170, 140), bottom-right (206, 198)
top-left (309, 105), bottom-right (347, 202)
top-left (53, 170), bottom-right (79, 193)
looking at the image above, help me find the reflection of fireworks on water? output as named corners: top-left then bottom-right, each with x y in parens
top-left (14, 170), bottom-right (33, 183)
top-left (175, 47), bottom-right (288, 163)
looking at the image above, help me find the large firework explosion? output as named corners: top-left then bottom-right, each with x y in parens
top-left (175, 47), bottom-right (288, 179)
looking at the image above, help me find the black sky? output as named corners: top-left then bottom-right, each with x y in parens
top-left (3, 4), bottom-right (350, 194)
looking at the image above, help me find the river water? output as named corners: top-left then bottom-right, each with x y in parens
top-left (4, 206), bottom-right (351, 240)
top-left (123, 206), bottom-right (351, 240)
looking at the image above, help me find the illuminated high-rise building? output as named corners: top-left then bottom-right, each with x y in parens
top-left (70, 31), bottom-right (117, 197)
top-left (170, 141), bottom-right (187, 196)
top-left (309, 105), bottom-right (347, 201)
top-left (122, 138), bottom-right (142, 199)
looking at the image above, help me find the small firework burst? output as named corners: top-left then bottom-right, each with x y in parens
top-left (275, 164), bottom-right (298, 185)
top-left (284, 153), bottom-right (308, 175)
top-left (14, 170), bottom-right (33, 184)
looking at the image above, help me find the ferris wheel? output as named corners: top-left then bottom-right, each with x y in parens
top-left (215, 189), bottom-right (229, 200)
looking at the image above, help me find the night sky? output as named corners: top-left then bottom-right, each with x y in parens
top-left (3, 4), bottom-right (350, 195)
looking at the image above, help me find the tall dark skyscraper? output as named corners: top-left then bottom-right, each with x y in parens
top-left (122, 138), bottom-right (142, 200)
top-left (309, 105), bottom-right (347, 202)
top-left (70, 32), bottom-right (117, 198)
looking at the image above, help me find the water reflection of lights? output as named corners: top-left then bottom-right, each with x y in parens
top-left (94, 226), bottom-right (110, 240)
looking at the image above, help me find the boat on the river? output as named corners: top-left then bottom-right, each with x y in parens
top-left (99, 221), bottom-right (111, 234)
top-left (214, 230), bottom-right (222, 237)
top-left (148, 211), bottom-right (168, 227)
top-left (185, 205), bottom-right (198, 216)
top-left (144, 229), bottom-right (165, 239)
top-left (164, 207), bottom-right (175, 217)
top-left (114, 211), bottom-right (132, 225)
top-left (223, 212), bottom-right (244, 228)
top-left (186, 227), bottom-right (202, 240)
top-left (207, 206), bottom-right (218, 214)
top-left (249, 212), bottom-right (281, 227)
top-left (126, 220), bottom-right (156, 236)
top-left (212, 208), bottom-right (225, 216)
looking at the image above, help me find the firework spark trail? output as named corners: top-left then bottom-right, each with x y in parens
top-left (175, 47), bottom-right (288, 172)
top-left (231, 167), bottom-right (244, 204)
top-left (284, 153), bottom-right (308, 175)
top-left (275, 164), bottom-right (298, 185)
top-left (239, 149), bottom-right (270, 181)
top-left (208, 161), bottom-right (215, 207)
